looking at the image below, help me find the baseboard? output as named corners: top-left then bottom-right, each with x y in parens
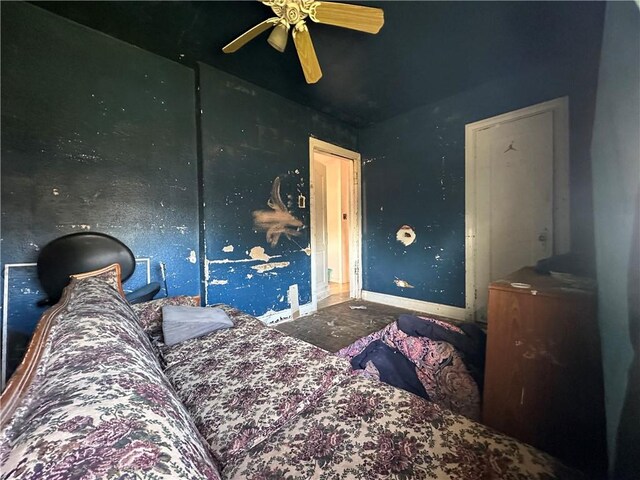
top-left (316, 286), bottom-right (330, 302)
top-left (361, 290), bottom-right (466, 321)
top-left (258, 302), bottom-right (315, 325)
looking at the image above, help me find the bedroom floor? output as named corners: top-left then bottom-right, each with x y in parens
top-left (274, 299), bottom-right (455, 353)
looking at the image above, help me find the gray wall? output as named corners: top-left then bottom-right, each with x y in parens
top-left (591, 2), bottom-right (640, 477)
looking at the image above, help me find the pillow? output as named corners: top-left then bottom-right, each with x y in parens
top-left (69, 263), bottom-right (124, 297)
top-left (132, 295), bottom-right (200, 337)
top-left (162, 306), bottom-right (233, 347)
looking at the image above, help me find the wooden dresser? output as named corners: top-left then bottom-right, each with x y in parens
top-left (483, 267), bottom-right (607, 474)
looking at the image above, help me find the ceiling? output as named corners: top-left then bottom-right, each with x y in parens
top-left (32, 1), bottom-right (604, 128)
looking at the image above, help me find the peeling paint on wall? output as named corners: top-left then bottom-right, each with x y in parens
top-left (204, 256), bottom-right (211, 284)
top-left (396, 225), bottom-right (417, 246)
top-left (252, 177), bottom-right (304, 247)
top-left (394, 278), bottom-right (415, 288)
top-left (249, 246), bottom-right (275, 262)
top-left (251, 261), bottom-right (290, 273)
top-left (222, 245), bottom-right (234, 253)
top-left (210, 279), bottom-right (228, 285)
top-left (56, 224), bottom-right (92, 231)
top-left (199, 64), bottom-right (357, 317)
top-left (187, 250), bottom-right (197, 263)
top-left (207, 251), bottom-right (283, 265)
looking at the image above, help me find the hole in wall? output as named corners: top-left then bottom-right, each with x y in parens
top-left (396, 225), bottom-right (416, 246)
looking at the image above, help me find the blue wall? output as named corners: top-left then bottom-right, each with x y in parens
top-left (1, 2), bottom-right (609, 375)
top-left (359, 5), bottom-right (604, 307)
top-left (591, 2), bottom-right (640, 476)
top-left (198, 65), bottom-right (357, 317)
top-left (0, 3), bottom-right (358, 373)
top-left (1, 3), bottom-right (200, 374)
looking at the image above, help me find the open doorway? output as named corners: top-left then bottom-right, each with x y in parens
top-left (309, 138), bottom-right (362, 311)
top-left (316, 153), bottom-right (351, 307)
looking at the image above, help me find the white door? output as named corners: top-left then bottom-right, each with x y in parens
top-left (472, 110), bottom-right (555, 321)
top-left (313, 161), bottom-right (330, 301)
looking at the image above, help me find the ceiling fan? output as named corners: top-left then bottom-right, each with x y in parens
top-left (222, 1), bottom-right (384, 84)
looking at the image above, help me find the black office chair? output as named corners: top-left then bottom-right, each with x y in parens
top-left (37, 232), bottom-right (161, 305)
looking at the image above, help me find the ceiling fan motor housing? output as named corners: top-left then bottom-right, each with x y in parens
top-left (266, 0), bottom-right (311, 27)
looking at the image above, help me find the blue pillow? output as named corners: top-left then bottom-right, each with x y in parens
top-left (162, 305), bottom-right (233, 346)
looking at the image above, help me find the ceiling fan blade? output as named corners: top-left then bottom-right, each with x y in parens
top-left (310, 2), bottom-right (384, 34)
top-left (292, 23), bottom-right (323, 84)
top-left (222, 17), bottom-right (280, 53)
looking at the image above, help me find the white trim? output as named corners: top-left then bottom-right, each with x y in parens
top-left (258, 302), bottom-right (315, 325)
top-left (309, 138), bottom-right (362, 315)
top-left (2, 263), bottom-right (38, 390)
top-left (316, 282), bottom-right (330, 303)
top-left (465, 96), bottom-right (570, 321)
top-left (361, 290), bottom-right (467, 321)
top-left (134, 257), bottom-right (151, 285)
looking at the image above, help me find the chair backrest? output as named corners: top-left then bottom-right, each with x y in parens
top-left (37, 232), bottom-right (135, 304)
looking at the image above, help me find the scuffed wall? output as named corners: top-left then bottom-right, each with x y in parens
top-left (198, 65), bottom-right (357, 319)
top-left (359, 4), bottom-right (604, 307)
top-left (1, 3), bottom-right (200, 374)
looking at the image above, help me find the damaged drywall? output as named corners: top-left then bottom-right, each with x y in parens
top-left (252, 177), bottom-right (305, 247)
top-left (251, 261), bottom-right (291, 273)
top-left (198, 64), bottom-right (357, 317)
top-left (394, 278), bottom-right (415, 289)
top-left (396, 225), bottom-right (416, 246)
top-left (249, 246), bottom-right (279, 262)
top-left (360, 8), bottom-right (604, 307)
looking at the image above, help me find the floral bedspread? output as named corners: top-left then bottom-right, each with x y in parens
top-left (161, 309), bottom-right (575, 479)
top-left (162, 310), bottom-right (352, 464)
top-left (0, 276), bottom-right (221, 480)
top-left (2, 274), bottom-right (576, 480)
top-left (336, 317), bottom-right (481, 420)
top-left (224, 374), bottom-right (577, 479)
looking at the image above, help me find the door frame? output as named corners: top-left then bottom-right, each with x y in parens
top-left (464, 96), bottom-right (570, 320)
top-left (309, 137), bottom-right (362, 312)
